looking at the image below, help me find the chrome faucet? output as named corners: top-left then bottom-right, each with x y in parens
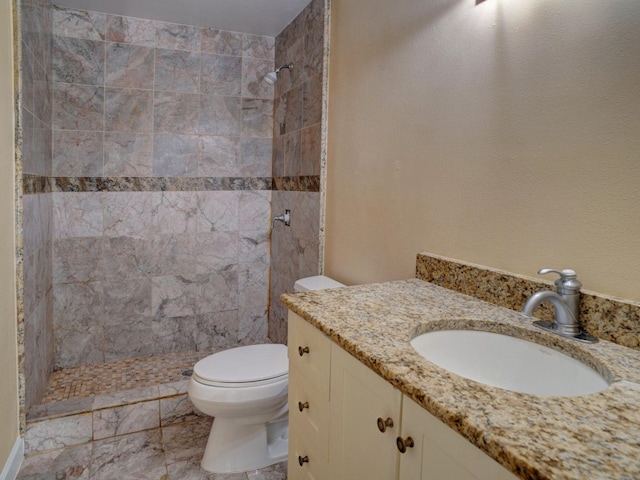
top-left (272, 209), bottom-right (290, 228)
top-left (521, 268), bottom-right (598, 343)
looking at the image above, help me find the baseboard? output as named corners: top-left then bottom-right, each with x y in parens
top-left (0, 438), bottom-right (23, 480)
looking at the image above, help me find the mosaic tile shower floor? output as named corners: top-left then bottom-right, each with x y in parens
top-left (42, 351), bottom-right (209, 403)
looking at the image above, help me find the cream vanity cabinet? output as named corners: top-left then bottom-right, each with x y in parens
top-left (288, 312), bottom-right (518, 480)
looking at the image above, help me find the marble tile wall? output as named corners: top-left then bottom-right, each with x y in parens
top-left (269, 0), bottom-right (327, 343)
top-left (49, 6), bottom-right (275, 368)
top-left (19, 0), bottom-right (54, 410)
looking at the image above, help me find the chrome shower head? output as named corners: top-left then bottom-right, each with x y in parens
top-left (263, 63), bottom-right (294, 84)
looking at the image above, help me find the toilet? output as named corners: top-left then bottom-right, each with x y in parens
top-left (187, 275), bottom-right (345, 474)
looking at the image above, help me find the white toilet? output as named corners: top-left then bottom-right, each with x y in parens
top-left (187, 275), bottom-right (345, 474)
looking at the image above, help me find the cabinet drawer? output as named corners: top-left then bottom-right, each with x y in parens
top-left (288, 312), bottom-right (331, 401)
top-left (288, 423), bottom-right (330, 480)
top-left (288, 369), bottom-right (330, 462)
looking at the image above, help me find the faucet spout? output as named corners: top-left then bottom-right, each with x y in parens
top-left (520, 268), bottom-right (598, 343)
top-left (521, 291), bottom-right (580, 335)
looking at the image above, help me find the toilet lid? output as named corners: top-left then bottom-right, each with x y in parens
top-left (193, 344), bottom-right (288, 384)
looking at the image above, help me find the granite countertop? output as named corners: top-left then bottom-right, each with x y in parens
top-left (281, 279), bottom-right (640, 480)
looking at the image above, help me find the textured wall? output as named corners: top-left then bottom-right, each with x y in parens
top-left (47, 6), bottom-right (275, 368)
top-left (1, 0), bottom-right (20, 460)
top-left (269, 0), bottom-right (326, 343)
top-left (325, 0), bottom-right (640, 302)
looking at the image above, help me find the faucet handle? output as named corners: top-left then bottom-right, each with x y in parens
top-left (538, 268), bottom-right (576, 279)
top-left (538, 268), bottom-right (582, 293)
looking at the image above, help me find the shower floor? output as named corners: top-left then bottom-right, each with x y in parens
top-left (41, 350), bottom-right (209, 403)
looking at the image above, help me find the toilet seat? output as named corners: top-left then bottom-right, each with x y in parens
top-left (193, 344), bottom-right (288, 388)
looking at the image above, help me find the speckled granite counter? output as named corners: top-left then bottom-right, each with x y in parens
top-left (281, 279), bottom-right (640, 480)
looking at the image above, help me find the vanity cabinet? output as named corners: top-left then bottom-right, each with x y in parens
top-left (398, 396), bottom-right (517, 480)
top-left (288, 312), bottom-right (332, 480)
top-left (329, 343), bottom-right (402, 479)
top-left (287, 311), bottom-right (518, 480)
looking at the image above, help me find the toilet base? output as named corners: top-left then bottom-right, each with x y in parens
top-left (200, 416), bottom-right (288, 474)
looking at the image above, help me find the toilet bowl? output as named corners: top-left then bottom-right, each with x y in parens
top-left (188, 275), bottom-right (345, 474)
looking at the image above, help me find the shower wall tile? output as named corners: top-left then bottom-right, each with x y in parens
top-left (103, 192), bottom-right (153, 237)
top-left (200, 28), bottom-right (243, 56)
top-left (299, 124), bottom-right (321, 176)
top-left (148, 234), bottom-right (196, 277)
top-left (155, 49), bottom-right (200, 93)
top-left (102, 318), bottom-right (197, 361)
top-left (150, 192), bottom-right (198, 235)
top-left (105, 43), bottom-right (155, 89)
top-left (198, 94), bottom-right (242, 136)
top-left (200, 54), bottom-right (242, 96)
top-left (195, 311), bottom-right (239, 350)
top-left (242, 58), bottom-right (275, 99)
top-left (103, 132), bottom-right (153, 176)
top-left (104, 88), bottom-right (154, 132)
top-left (197, 191), bottom-right (240, 232)
top-left (153, 134), bottom-right (199, 176)
top-left (269, 0), bottom-right (326, 342)
top-left (303, 74), bottom-right (323, 127)
top-left (53, 6), bottom-right (105, 41)
top-left (238, 306), bottom-right (268, 344)
top-left (52, 36), bottom-right (105, 85)
top-left (239, 230), bottom-right (270, 265)
top-left (239, 263), bottom-right (269, 309)
top-left (103, 236), bottom-right (153, 279)
top-left (53, 282), bottom-right (104, 329)
top-left (55, 326), bottom-right (105, 368)
top-left (152, 275), bottom-right (199, 318)
top-left (53, 192), bottom-right (103, 239)
top-left (52, 84), bottom-right (104, 131)
top-left (52, 130), bottom-right (103, 176)
top-left (242, 98), bottom-right (274, 137)
top-left (195, 232), bottom-right (239, 274)
top-left (47, 8), bottom-right (276, 368)
top-left (156, 22), bottom-right (201, 52)
top-left (154, 92), bottom-right (200, 134)
top-left (196, 270), bottom-right (239, 315)
top-left (240, 138), bottom-right (272, 177)
top-left (102, 278), bottom-right (153, 324)
top-left (106, 15), bottom-right (155, 47)
top-left (53, 237), bottom-right (105, 284)
top-left (198, 135), bottom-right (242, 177)
top-left (239, 190), bottom-right (272, 231)
top-left (244, 35), bottom-right (276, 59)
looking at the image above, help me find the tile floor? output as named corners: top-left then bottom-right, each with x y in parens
top-left (17, 416), bottom-right (288, 480)
top-left (41, 351), bottom-right (210, 403)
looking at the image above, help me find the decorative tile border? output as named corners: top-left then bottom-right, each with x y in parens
top-left (23, 174), bottom-right (321, 194)
top-left (416, 252), bottom-right (640, 350)
top-left (272, 175), bottom-right (320, 192)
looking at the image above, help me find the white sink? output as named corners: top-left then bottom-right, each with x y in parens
top-left (410, 330), bottom-right (610, 396)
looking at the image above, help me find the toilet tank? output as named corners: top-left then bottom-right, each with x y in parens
top-left (294, 275), bottom-right (345, 292)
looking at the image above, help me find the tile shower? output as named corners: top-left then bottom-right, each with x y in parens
top-left (16, 0), bottom-right (327, 463)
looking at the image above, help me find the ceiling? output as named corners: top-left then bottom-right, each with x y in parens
top-left (55, 0), bottom-right (312, 37)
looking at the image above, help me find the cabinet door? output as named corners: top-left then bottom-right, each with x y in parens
top-left (398, 396), bottom-right (518, 480)
top-left (329, 344), bottom-right (402, 480)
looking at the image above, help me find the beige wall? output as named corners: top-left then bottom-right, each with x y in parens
top-left (0, 0), bottom-right (20, 467)
top-left (325, 0), bottom-right (640, 301)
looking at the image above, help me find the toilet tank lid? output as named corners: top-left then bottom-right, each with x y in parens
top-left (294, 275), bottom-right (345, 292)
top-left (193, 344), bottom-right (288, 383)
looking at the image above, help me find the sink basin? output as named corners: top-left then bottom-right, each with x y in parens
top-left (410, 330), bottom-right (610, 396)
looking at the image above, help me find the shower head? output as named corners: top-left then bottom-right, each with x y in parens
top-left (263, 63), bottom-right (294, 84)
